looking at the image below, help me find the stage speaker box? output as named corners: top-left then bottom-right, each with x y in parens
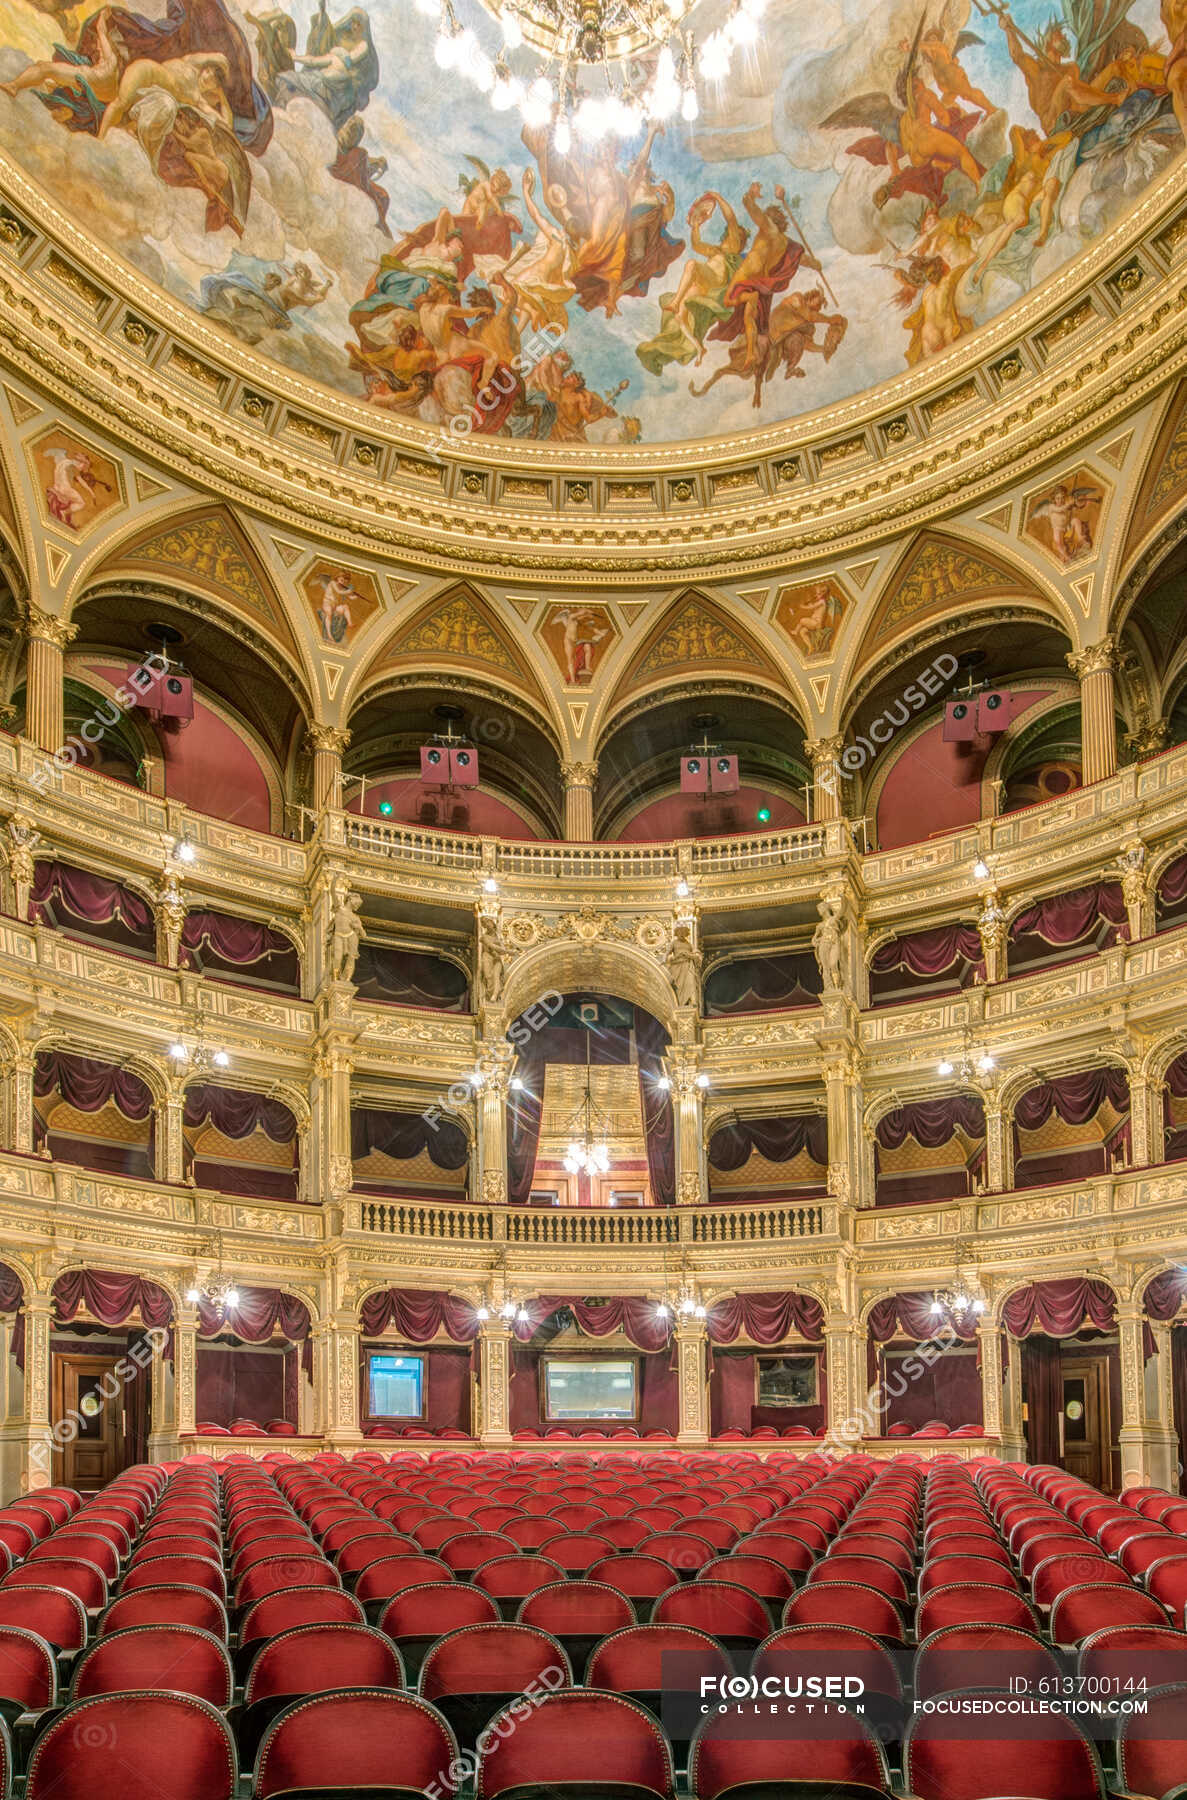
top-left (681, 755), bottom-right (709, 794)
top-left (943, 699), bottom-right (979, 742)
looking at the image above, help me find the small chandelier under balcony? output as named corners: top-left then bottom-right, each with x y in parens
top-left (937, 1033), bottom-right (995, 1084)
top-left (186, 1239), bottom-right (240, 1315)
top-left (166, 1026), bottom-right (230, 1071)
top-left (655, 1285), bottom-right (705, 1323)
top-left (929, 1243), bottom-right (987, 1322)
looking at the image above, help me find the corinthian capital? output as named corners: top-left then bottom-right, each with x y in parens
top-left (805, 734), bottom-right (845, 770)
top-left (306, 724), bottom-right (352, 756)
top-left (22, 606), bottom-right (78, 651)
top-left (562, 760), bottom-right (598, 788)
top-left (1067, 635), bottom-right (1117, 680)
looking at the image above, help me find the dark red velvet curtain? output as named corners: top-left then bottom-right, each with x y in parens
top-left (1003, 1278), bottom-right (1116, 1338)
top-left (868, 1291), bottom-right (977, 1342)
top-left (510, 1295), bottom-right (671, 1353)
top-left (52, 1270), bottom-right (173, 1330)
top-left (351, 1107), bottom-right (468, 1170)
top-left (635, 1007), bottom-right (675, 1207)
top-left (1173, 1327), bottom-right (1187, 1496)
top-left (871, 924), bottom-right (984, 979)
top-left (704, 952), bottom-right (822, 1015)
top-left (1010, 881), bottom-right (1126, 946)
top-left (706, 1290), bottom-right (825, 1344)
top-left (506, 1071), bottom-right (543, 1205)
top-left (708, 1113), bottom-right (827, 1171)
top-left (876, 1095), bottom-right (985, 1151)
top-left (1158, 855), bottom-right (1187, 908)
top-left (1144, 1269), bottom-right (1187, 1322)
top-left (34, 1052), bottom-right (153, 1121)
top-left (181, 910), bottom-right (294, 968)
top-left (31, 861), bottom-right (153, 933)
top-left (1167, 1055), bottom-right (1187, 1099)
top-left (0, 1265), bottom-right (24, 1371)
top-left (360, 1287), bottom-right (479, 1343)
top-left (353, 943), bottom-right (469, 1011)
top-left (197, 1285), bottom-right (312, 1374)
top-left (184, 1084), bottom-right (296, 1144)
top-left (1014, 1068), bottom-right (1130, 1133)
top-left (1022, 1335), bottom-right (1063, 1464)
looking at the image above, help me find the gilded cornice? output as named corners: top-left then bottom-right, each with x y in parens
top-left (0, 157), bottom-right (1186, 582)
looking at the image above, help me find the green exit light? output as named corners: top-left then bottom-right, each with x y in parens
top-left (378, 800), bottom-right (393, 817)
top-left (756, 805), bottom-right (772, 824)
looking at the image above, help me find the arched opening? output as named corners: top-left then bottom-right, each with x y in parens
top-left (359, 1288), bottom-right (479, 1442)
top-left (1012, 1068), bottom-right (1130, 1189)
top-left (183, 1084), bottom-right (300, 1202)
top-left (1004, 1279), bottom-right (1121, 1489)
top-left (34, 1052), bottom-right (155, 1180)
top-left (874, 1096), bottom-right (986, 1206)
top-left (50, 1270), bottom-right (173, 1490)
top-left (193, 1289), bottom-right (313, 1439)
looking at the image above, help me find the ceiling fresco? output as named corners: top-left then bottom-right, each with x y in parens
top-left (0, 0), bottom-right (1177, 445)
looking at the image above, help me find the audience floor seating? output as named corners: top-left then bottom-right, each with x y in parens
top-left (0, 1451), bottom-right (1181, 1796)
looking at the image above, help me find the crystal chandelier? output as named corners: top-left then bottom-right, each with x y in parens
top-left (186, 1238), bottom-right (240, 1314)
top-left (562, 1026), bottom-right (613, 1177)
top-left (419, 0), bottom-right (769, 143)
top-left (937, 1034), bottom-right (995, 1083)
top-left (655, 1286), bottom-right (705, 1322)
top-left (929, 1243), bottom-right (986, 1322)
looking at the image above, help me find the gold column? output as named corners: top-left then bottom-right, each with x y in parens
top-left (173, 1312), bottom-right (198, 1440)
top-left (561, 761), bottom-right (597, 841)
top-left (479, 1060), bottom-right (509, 1206)
top-left (22, 1293), bottom-right (54, 1491)
top-left (1143, 1319), bottom-right (1181, 1493)
top-left (979, 1322), bottom-right (1003, 1440)
top-left (670, 1048), bottom-right (705, 1206)
top-left (823, 1319), bottom-right (865, 1450)
top-left (805, 735), bottom-right (845, 822)
top-left (22, 610), bottom-right (78, 755)
top-left (675, 1317), bottom-right (709, 1444)
top-left (478, 1320), bottom-right (513, 1445)
top-left (307, 725), bottom-right (351, 813)
top-left (1067, 637), bottom-right (1117, 785)
top-left (159, 1080), bottom-right (186, 1185)
top-left (324, 1313), bottom-right (363, 1447)
top-left (1001, 1331), bottom-right (1025, 1459)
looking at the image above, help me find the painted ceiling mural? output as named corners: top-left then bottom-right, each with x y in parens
top-left (0, 0), bottom-right (1177, 444)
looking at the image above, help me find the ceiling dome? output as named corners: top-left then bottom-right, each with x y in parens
top-left (0, 0), bottom-right (1177, 450)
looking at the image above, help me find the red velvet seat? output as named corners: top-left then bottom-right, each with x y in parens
top-left (0, 1623), bottom-right (56, 1723)
top-left (335, 1532), bottom-right (419, 1578)
top-left (1079, 1623), bottom-right (1187, 1692)
top-left (98, 1585), bottom-right (228, 1641)
top-left (918, 1558), bottom-right (1018, 1597)
top-left (253, 1689), bottom-right (457, 1799)
top-left (652, 1581), bottom-right (771, 1662)
top-left (3, 1560), bottom-right (107, 1611)
top-left (598, 1519), bottom-right (652, 1550)
top-left (921, 1532), bottom-right (1009, 1565)
top-left (587, 1622), bottom-right (730, 1737)
top-left (916, 1583), bottom-right (1040, 1638)
top-left (903, 1686), bottom-right (1106, 1800)
top-left (588, 1555), bottom-right (684, 1620)
top-left (25, 1692), bottom-right (236, 1800)
top-left (913, 1623), bottom-right (1060, 1701)
top-left (783, 1583), bottom-right (905, 1644)
top-left (71, 1625), bottom-right (233, 1707)
top-left (353, 1553), bottom-right (452, 1604)
top-left (518, 1580), bottom-right (635, 1674)
top-left (806, 1556), bottom-right (909, 1607)
top-left (238, 1585), bottom-right (366, 1659)
top-left (378, 1582), bottom-right (499, 1678)
top-left (30, 1534), bottom-right (119, 1582)
top-left (121, 1557), bottom-right (226, 1602)
top-left (0, 1520), bottom-right (37, 1561)
top-left (690, 1687), bottom-right (892, 1800)
top-left (699, 1554), bottom-right (795, 1604)
top-left (829, 1533), bottom-right (915, 1575)
top-left (479, 1689), bottom-right (674, 1800)
top-left (733, 1533), bottom-right (813, 1576)
top-left (472, 1556), bottom-right (566, 1617)
top-left (1018, 1531), bottom-right (1098, 1578)
top-left (754, 1623), bottom-right (902, 1719)
top-left (1118, 1532), bottom-right (1181, 1579)
top-left (1147, 1556), bottom-right (1187, 1627)
top-left (234, 1557), bottom-right (339, 1609)
top-left (639, 1533), bottom-right (716, 1575)
top-left (240, 1621), bottom-right (404, 1757)
top-left (1050, 1583), bottom-right (1170, 1646)
top-left (419, 1621), bottom-right (571, 1753)
top-left (1115, 1681), bottom-right (1187, 1800)
top-left (1031, 1553), bottom-right (1129, 1610)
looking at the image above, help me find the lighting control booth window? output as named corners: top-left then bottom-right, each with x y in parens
top-left (367, 1351), bottom-right (425, 1419)
top-left (542, 1357), bottom-right (638, 1420)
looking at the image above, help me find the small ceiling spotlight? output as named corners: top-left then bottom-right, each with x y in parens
top-left (173, 838), bottom-right (196, 864)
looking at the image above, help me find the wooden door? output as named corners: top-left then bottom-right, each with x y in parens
top-left (1059, 1355), bottom-right (1111, 1490)
top-left (52, 1354), bottom-right (126, 1491)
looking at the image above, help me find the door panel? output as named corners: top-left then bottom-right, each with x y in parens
top-left (1060, 1356), bottom-right (1110, 1490)
top-left (52, 1355), bottom-right (125, 1491)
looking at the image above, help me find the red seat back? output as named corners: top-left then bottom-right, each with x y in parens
top-left (479, 1690), bottom-right (673, 1800)
top-left (234, 1558), bottom-right (338, 1608)
top-left (653, 1581), bottom-right (771, 1644)
top-left (914, 1624), bottom-right (1060, 1701)
top-left (754, 1623), bottom-right (902, 1701)
top-left (518, 1581), bottom-right (635, 1638)
top-left (1117, 1681), bottom-right (1187, 1800)
top-left (245, 1623), bottom-right (403, 1701)
top-left (72, 1626), bottom-right (233, 1706)
top-left (1079, 1624), bottom-right (1187, 1690)
top-left (122, 1557), bottom-right (225, 1600)
top-left (99, 1586), bottom-right (228, 1640)
top-left (700, 1555), bottom-right (795, 1602)
top-left (4, 1560), bottom-right (106, 1610)
top-left (807, 1555), bottom-right (909, 1605)
top-left (690, 1693), bottom-right (891, 1799)
top-left (254, 1690), bottom-right (456, 1799)
top-left (420, 1623), bottom-right (571, 1699)
top-left (904, 1686), bottom-right (1105, 1800)
top-left (353, 1554), bottom-right (451, 1602)
top-left (0, 1584), bottom-right (86, 1651)
top-left (380, 1582), bottom-right (499, 1641)
top-left (472, 1556), bottom-right (566, 1600)
top-left (587, 1624), bottom-right (730, 1697)
top-left (784, 1582), bottom-right (905, 1643)
top-left (239, 1586), bottom-right (364, 1646)
top-left (916, 1584), bottom-right (1039, 1637)
top-left (588, 1555), bottom-right (682, 1600)
top-left (1051, 1584), bottom-right (1169, 1645)
top-left (26, 1692), bottom-right (236, 1800)
top-left (1032, 1555), bottom-right (1129, 1610)
top-left (0, 1622), bottom-right (56, 1708)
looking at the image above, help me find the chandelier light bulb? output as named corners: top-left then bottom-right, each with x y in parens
top-left (414, 0), bottom-right (437, 13)
top-left (656, 1302), bottom-right (670, 1319)
top-left (680, 85), bottom-right (699, 120)
top-left (186, 1287), bottom-right (201, 1303)
top-left (521, 75), bottom-right (554, 126)
top-left (937, 1058), bottom-right (954, 1076)
top-left (476, 1305), bottom-right (490, 1321)
top-left (675, 879), bottom-right (690, 897)
top-left (516, 1305), bottom-right (529, 1323)
top-left (483, 876), bottom-right (498, 893)
top-left (694, 1303), bottom-right (706, 1319)
top-left (657, 1073), bottom-right (672, 1091)
top-left (224, 1289), bottom-right (240, 1308)
top-left (553, 112), bottom-right (571, 152)
top-left (730, 9), bottom-right (758, 43)
top-left (470, 1069), bottom-right (485, 1089)
top-left (972, 1298), bottom-right (987, 1314)
top-left (212, 1049), bottom-right (230, 1068)
top-left (501, 1299), bottom-right (516, 1319)
top-left (499, 7), bottom-right (524, 47)
top-left (168, 1042), bottom-right (188, 1061)
top-left (977, 1053), bottom-right (996, 1073)
top-left (973, 859), bottom-right (990, 880)
top-left (696, 1072), bottom-right (710, 1089)
top-left (174, 839), bottom-right (196, 864)
top-left (434, 28), bottom-right (459, 68)
top-left (700, 30), bottom-right (731, 79)
top-left (510, 1076), bottom-right (524, 1091)
top-left (575, 95), bottom-right (607, 139)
